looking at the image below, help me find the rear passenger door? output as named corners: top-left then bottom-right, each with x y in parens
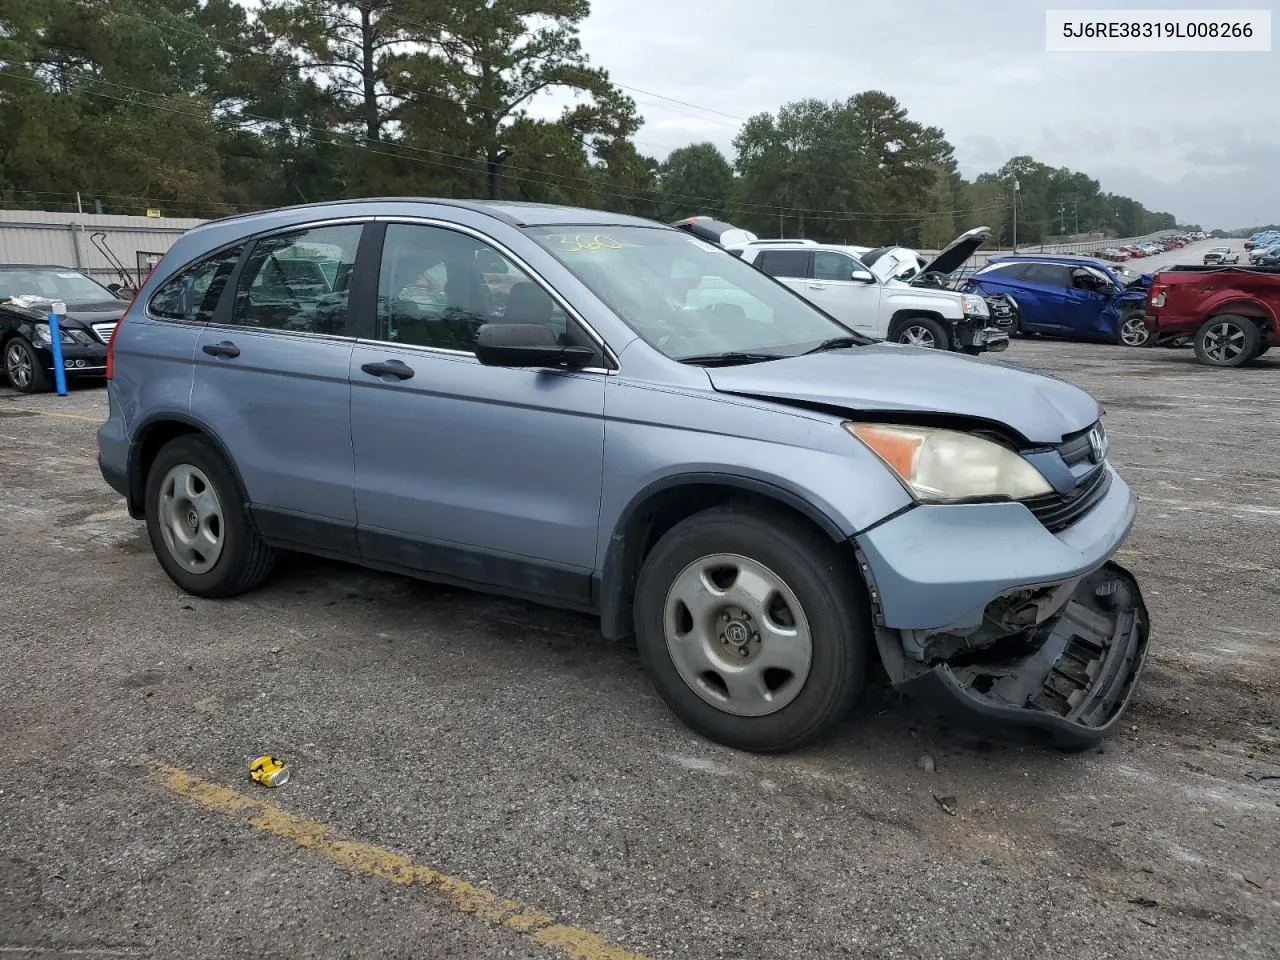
top-left (1017, 263), bottom-right (1073, 331)
top-left (347, 221), bottom-right (607, 607)
top-left (191, 221), bottom-right (368, 553)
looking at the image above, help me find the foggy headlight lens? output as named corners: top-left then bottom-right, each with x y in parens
top-left (847, 423), bottom-right (1053, 501)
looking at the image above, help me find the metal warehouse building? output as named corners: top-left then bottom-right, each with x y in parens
top-left (0, 209), bottom-right (207, 288)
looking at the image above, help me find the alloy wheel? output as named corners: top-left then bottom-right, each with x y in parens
top-left (1202, 321), bottom-right (1248, 364)
top-left (899, 325), bottom-right (937, 348)
top-left (5, 342), bottom-right (33, 390)
top-left (1120, 316), bottom-right (1151, 346)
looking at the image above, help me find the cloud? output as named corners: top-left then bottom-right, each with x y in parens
top-left (549, 0), bottom-right (1275, 226)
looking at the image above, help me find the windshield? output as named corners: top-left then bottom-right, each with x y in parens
top-left (0, 268), bottom-right (116, 302)
top-left (526, 226), bottom-right (862, 361)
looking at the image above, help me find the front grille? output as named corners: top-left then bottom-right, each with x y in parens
top-left (984, 294), bottom-right (1016, 330)
top-left (91, 321), bottom-right (118, 344)
top-left (1024, 465), bottom-right (1112, 533)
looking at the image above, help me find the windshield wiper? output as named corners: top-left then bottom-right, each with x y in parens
top-left (679, 351), bottom-right (788, 367)
top-left (803, 336), bottom-right (862, 354)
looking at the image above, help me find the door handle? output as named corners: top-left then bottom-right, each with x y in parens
top-left (201, 341), bottom-right (240, 358)
top-left (361, 359), bottom-right (415, 381)
top-left (808, 283), bottom-right (826, 290)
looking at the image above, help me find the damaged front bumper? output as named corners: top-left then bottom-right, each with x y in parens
top-left (855, 467), bottom-right (1149, 747)
top-left (874, 563), bottom-right (1148, 748)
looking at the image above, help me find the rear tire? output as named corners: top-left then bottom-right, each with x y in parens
top-left (1193, 315), bottom-right (1259, 368)
top-left (145, 435), bottom-right (276, 597)
top-left (633, 504), bottom-right (870, 753)
top-left (894, 316), bottom-right (950, 351)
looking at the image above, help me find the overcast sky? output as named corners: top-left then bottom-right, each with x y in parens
top-left (546, 0), bottom-right (1277, 229)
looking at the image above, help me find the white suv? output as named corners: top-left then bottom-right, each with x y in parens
top-left (736, 228), bottom-right (1009, 353)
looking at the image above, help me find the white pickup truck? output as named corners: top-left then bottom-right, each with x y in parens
top-left (729, 228), bottom-right (1010, 354)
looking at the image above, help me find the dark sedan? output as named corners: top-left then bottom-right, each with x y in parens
top-left (1, 265), bottom-right (129, 392)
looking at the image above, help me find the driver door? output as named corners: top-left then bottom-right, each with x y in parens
top-left (348, 221), bottom-right (607, 607)
top-left (1061, 268), bottom-right (1112, 336)
top-left (807, 250), bottom-right (882, 332)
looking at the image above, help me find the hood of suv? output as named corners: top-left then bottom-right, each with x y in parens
top-left (704, 344), bottom-right (1101, 445)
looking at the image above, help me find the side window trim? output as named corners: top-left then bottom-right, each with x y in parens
top-left (211, 244), bottom-right (251, 327)
top-left (348, 221), bottom-right (387, 342)
top-left (367, 216), bottom-right (617, 371)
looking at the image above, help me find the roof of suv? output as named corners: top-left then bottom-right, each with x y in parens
top-left (987, 254), bottom-right (1116, 271)
top-left (196, 197), bottom-right (660, 231)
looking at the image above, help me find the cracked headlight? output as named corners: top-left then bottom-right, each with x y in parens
top-left (847, 423), bottom-right (1053, 501)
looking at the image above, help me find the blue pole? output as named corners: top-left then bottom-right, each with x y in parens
top-left (47, 304), bottom-right (68, 396)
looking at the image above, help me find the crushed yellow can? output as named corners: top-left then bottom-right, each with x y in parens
top-left (248, 755), bottom-right (290, 788)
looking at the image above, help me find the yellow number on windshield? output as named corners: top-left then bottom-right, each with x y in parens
top-left (546, 234), bottom-right (622, 253)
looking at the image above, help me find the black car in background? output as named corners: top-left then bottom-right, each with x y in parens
top-left (1, 265), bottom-right (128, 392)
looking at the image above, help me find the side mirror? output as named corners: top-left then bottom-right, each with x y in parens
top-left (474, 323), bottom-right (595, 369)
top-left (851, 269), bottom-right (876, 283)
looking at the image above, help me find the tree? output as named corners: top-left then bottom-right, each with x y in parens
top-left (393, 0), bottom-right (639, 199)
top-left (256, 0), bottom-right (425, 143)
top-left (658, 142), bottom-right (734, 220)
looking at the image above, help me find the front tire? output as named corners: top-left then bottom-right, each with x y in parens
top-left (1193, 314), bottom-right (1259, 367)
top-left (4, 338), bottom-right (50, 393)
top-left (895, 316), bottom-right (950, 350)
top-left (633, 504), bottom-right (870, 753)
top-left (145, 436), bottom-right (276, 597)
top-left (1117, 309), bottom-right (1152, 347)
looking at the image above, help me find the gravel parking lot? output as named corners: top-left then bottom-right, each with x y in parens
top-left (2, 239), bottom-right (1277, 960)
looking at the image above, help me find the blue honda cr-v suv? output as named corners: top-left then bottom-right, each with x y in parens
top-left (98, 198), bottom-right (1149, 753)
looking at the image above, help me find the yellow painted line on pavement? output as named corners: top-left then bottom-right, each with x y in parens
top-left (147, 760), bottom-right (648, 960)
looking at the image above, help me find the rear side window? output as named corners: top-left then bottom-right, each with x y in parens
top-left (229, 224), bottom-right (363, 335)
top-left (1023, 263), bottom-right (1072, 288)
top-left (148, 246), bottom-right (243, 322)
top-left (755, 250), bottom-right (810, 279)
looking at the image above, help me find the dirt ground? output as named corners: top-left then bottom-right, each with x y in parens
top-left (2, 307), bottom-right (1277, 958)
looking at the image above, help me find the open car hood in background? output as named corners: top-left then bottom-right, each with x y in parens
top-left (920, 226), bottom-right (991, 278)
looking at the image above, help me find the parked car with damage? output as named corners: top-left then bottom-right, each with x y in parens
top-left (97, 198), bottom-right (1149, 754)
top-left (737, 228), bottom-right (1010, 354)
top-left (1144, 264), bottom-right (1280, 365)
top-left (961, 254), bottom-right (1154, 345)
top-left (1, 265), bottom-right (129, 392)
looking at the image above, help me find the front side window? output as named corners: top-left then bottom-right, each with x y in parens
top-left (229, 225), bottom-right (362, 334)
top-left (376, 223), bottom-right (576, 353)
top-left (149, 246), bottom-right (244, 322)
top-left (529, 226), bottom-right (862, 362)
top-left (812, 251), bottom-right (861, 282)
